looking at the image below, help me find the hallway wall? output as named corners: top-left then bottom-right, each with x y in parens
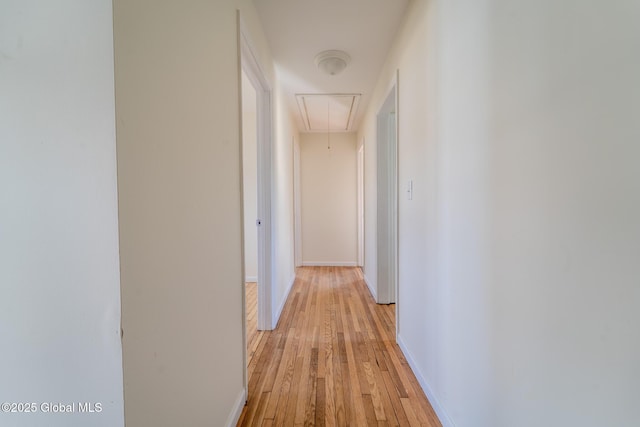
top-left (300, 132), bottom-right (358, 266)
top-left (360, 0), bottom-right (640, 426)
top-left (0, 1), bottom-right (124, 425)
top-left (272, 74), bottom-right (299, 325)
top-left (113, 1), bottom-right (295, 425)
top-left (476, 1), bottom-right (640, 425)
top-left (358, 0), bottom-right (442, 415)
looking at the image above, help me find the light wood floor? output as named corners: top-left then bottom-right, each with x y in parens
top-left (239, 266), bottom-right (441, 426)
top-left (246, 281), bottom-right (265, 372)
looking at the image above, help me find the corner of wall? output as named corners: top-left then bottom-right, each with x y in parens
top-left (397, 335), bottom-right (454, 427)
top-left (363, 274), bottom-right (377, 302)
top-left (225, 388), bottom-right (247, 427)
top-left (272, 272), bottom-right (297, 328)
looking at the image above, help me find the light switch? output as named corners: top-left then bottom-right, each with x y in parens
top-left (407, 179), bottom-right (413, 200)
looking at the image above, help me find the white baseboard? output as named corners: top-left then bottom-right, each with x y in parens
top-left (397, 335), bottom-right (454, 427)
top-left (225, 387), bottom-right (246, 427)
top-left (272, 273), bottom-right (296, 328)
top-left (245, 276), bottom-right (257, 283)
top-left (363, 274), bottom-right (377, 301)
top-left (301, 261), bottom-right (358, 267)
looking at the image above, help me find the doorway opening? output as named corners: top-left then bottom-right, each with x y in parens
top-left (240, 18), bottom-right (273, 329)
top-left (241, 68), bottom-right (263, 379)
top-left (376, 79), bottom-right (398, 312)
top-left (239, 14), bottom-right (274, 396)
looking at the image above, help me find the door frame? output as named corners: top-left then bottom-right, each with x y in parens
top-left (239, 16), bottom-right (274, 332)
top-left (376, 73), bottom-right (399, 314)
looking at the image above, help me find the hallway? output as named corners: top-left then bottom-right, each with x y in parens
top-left (239, 267), bottom-right (441, 426)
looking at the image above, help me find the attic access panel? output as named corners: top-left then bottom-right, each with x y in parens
top-left (296, 93), bottom-right (361, 132)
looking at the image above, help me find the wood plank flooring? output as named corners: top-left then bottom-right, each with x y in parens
top-left (239, 266), bottom-right (441, 426)
top-left (246, 281), bottom-right (266, 375)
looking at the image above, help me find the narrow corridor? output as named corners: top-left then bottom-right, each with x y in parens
top-left (239, 267), bottom-right (441, 426)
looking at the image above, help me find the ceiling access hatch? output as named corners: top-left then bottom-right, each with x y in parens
top-left (296, 93), bottom-right (361, 133)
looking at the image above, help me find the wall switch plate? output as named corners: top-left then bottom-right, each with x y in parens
top-left (407, 179), bottom-right (413, 200)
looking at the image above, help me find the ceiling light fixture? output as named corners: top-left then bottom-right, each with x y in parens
top-left (315, 50), bottom-right (351, 76)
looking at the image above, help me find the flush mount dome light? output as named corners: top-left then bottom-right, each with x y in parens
top-left (315, 50), bottom-right (351, 76)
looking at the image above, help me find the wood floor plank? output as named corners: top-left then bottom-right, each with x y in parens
top-left (238, 267), bottom-right (441, 426)
top-left (303, 346), bottom-right (319, 426)
top-left (363, 361), bottom-right (386, 421)
top-left (382, 371), bottom-right (411, 426)
top-left (263, 328), bottom-right (298, 421)
top-left (316, 377), bottom-right (326, 427)
top-left (362, 394), bottom-right (378, 426)
top-left (246, 282), bottom-right (267, 377)
top-left (292, 346), bottom-right (313, 426)
top-left (343, 332), bottom-right (367, 425)
top-left (400, 397), bottom-right (423, 427)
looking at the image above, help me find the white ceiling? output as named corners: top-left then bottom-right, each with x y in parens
top-left (253, 0), bottom-right (409, 133)
top-left (296, 93), bottom-right (360, 132)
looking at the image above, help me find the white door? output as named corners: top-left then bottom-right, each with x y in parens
top-left (376, 84), bottom-right (398, 305)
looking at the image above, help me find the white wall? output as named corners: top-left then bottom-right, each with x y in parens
top-left (242, 71), bottom-right (258, 282)
top-left (484, 1), bottom-right (640, 425)
top-left (271, 71), bottom-right (299, 325)
top-left (360, 0), bottom-right (640, 426)
top-left (113, 1), bottom-right (298, 424)
top-left (113, 1), bottom-right (285, 425)
top-left (294, 137), bottom-right (303, 267)
top-left (239, 3), bottom-right (299, 328)
top-left (359, 0), bottom-right (437, 306)
top-left (0, 1), bottom-right (124, 426)
top-left (300, 133), bottom-right (358, 266)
